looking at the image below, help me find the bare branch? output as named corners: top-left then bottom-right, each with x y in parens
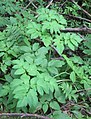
top-left (76, 88), bottom-right (91, 93)
top-left (32, 3), bottom-right (38, 9)
top-left (23, 0), bottom-right (35, 10)
top-left (60, 27), bottom-right (91, 34)
top-left (46, 0), bottom-right (54, 8)
top-left (70, 0), bottom-right (91, 18)
top-left (51, 45), bottom-right (63, 58)
top-left (0, 113), bottom-right (51, 119)
top-left (77, 33), bottom-right (86, 41)
top-left (60, 0), bottom-right (67, 7)
top-left (63, 14), bottom-right (91, 23)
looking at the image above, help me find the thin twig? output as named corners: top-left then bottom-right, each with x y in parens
top-left (76, 88), bottom-right (91, 93)
top-left (51, 45), bottom-right (64, 58)
top-left (23, 0), bottom-right (35, 10)
top-left (62, 14), bottom-right (91, 23)
top-left (77, 33), bottom-right (86, 41)
top-left (54, 72), bottom-right (70, 78)
top-left (81, 108), bottom-right (91, 116)
top-left (51, 57), bottom-right (64, 60)
top-left (57, 79), bottom-right (71, 82)
top-left (60, 101), bottom-right (75, 110)
top-left (46, 0), bottom-right (54, 8)
top-left (30, 10), bottom-right (38, 15)
top-left (70, 0), bottom-right (91, 18)
top-left (0, 113), bottom-right (51, 119)
top-left (60, 0), bottom-right (67, 7)
top-left (32, 3), bottom-right (38, 9)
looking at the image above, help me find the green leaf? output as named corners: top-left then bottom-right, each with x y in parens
top-left (63, 55), bottom-right (74, 68)
top-left (10, 79), bottom-right (23, 88)
top-left (74, 34), bottom-right (83, 43)
top-left (48, 67), bottom-right (58, 74)
top-left (37, 8), bottom-right (49, 21)
top-left (27, 89), bottom-right (38, 107)
top-left (17, 96), bottom-right (27, 107)
top-left (50, 78), bottom-right (58, 92)
top-left (27, 22), bottom-right (41, 39)
top-left (53, 111), bottom-right (71, 119)
top-left (23, 37), bottom-right (30, 46)
top-left (27, 92), bottom-right (33, 107)
top-left (5, 74), bottom-right (13, 82)
top-left (70, 55), bottom-right (83, 64)
top-left (31, 32), bottom-right (41, 39)
top-left (43, 103), bottom-right (48, 113)
top-left (35, 57), bottom-right (43, 65)
top-left (1, 64), bottom-right (7, 73)
top-left (14, 68), bottom-right (25, 75)
top-left (41, 59), bottom-right (47, 67)
top-left (24, 56), bottom-right (33, 64)
top-left (56, 41), bottom-right (64, 55)
top-left (13, 59), bottom-right (24, 67)
top-left (20, 74), bottom-right (30, 86)
top-left (13, 85), bottom-right (28, 94)
top-left (30, 91), bottom-right (38, 107)
top-left (42, 83), bottom-right (49, 94)
top-left (48, 60), bottom-right (65, 67)
top-left (54, 89), bottom-right (66, 103)
top-left (37, 85), bottom-right (44, 95)
top-left (50, 21), bottom-right (61, 34)
top-left (32, 43), bottom-right (39, 51)
top-left (23, 62), bottom-right (30, 70)
top-left (42, 35), bottom-right (52, 47)
top-left (40, 93), bottom-right (53, 102)
top-left (37, 79), bottom-right (49, 94)
top-left (14, 92), bottom-right (26, 99)
top-left (0, 85), bottom-right (10, 97)
top-left (0, 52), bottom-right (4, 57)
top-left (50, 101), bottom-right (60, 110)
top-left (59, 15), bottom-right (67, 25)
top-left (27, 64), bottom-right (38, 76)
top-left (42, 21), bottom-right (50, 32)
top-left (37, 47), bottom-right (48, 55)
top-left (10, 17), bottom-right (17, 24)
top-left (20, 46), bottom-right (31, 53)
top-left (68, 41), bottom-right (75, 51)
top-left (84, 49), bottom-right (91, 55)
top-left (70, 71), bottom-right (76, 83)
top-left (70, 38), bottom-right (78, 47)
top-left (30, 77), bottom-right (37, 88)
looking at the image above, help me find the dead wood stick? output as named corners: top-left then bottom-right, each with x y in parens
top-left (60, 27), bottom-right (91, 34)
top-left (0, 113), bottom-right (51, 119)
top-left (70, 0), bottom-right (91, 18)
top-left (63, 14), bottom-right (91, 23)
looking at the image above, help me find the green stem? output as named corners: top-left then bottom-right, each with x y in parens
top-left (57, 79), bottom-right (70, 83)
top-left (53, 72), bottom-right (69, 78)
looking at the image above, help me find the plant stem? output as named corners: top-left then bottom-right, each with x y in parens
top-left (53, 72), bottom-right (69, 78)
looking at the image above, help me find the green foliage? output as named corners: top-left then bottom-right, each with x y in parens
top-left (27, 8), bottom-right (82, 55)
top-left (83, 35), bottom-right (91, 55)
top-left (0, 0), bottom-right (91, 119)
top-left (51, 110), bottom-right (71, 119)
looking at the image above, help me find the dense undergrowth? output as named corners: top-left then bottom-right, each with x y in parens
top-left (0, 0), bottom-right (91, 119)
